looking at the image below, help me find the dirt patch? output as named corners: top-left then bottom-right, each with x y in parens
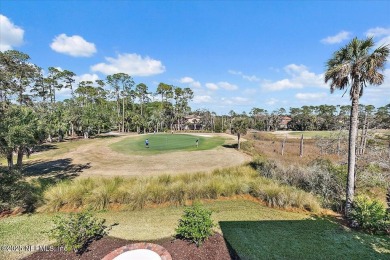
top-left (28, 133), bottom-right (251, 177)
top-left (22, 234), bottom-right (238, 260)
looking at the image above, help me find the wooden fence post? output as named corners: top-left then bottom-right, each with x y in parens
top-left (281, 135), bottom-right (287, 156)
top-left (299, 134), bottom-right (304, 157)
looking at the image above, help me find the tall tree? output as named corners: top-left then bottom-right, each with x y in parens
top-left (325, 37), bottom-right (389, 216)
top-left (231, 118), bottom-right (248, 150)
top-left (46, 67), bottom-right (63, 103)
top-left (135, 83), bottom-right (149, 117)
top-left (106, 73), bottom-right (134, 132)
top-left (173, 87), bottom-right (193, 130)
top-left (0, 105), bottom-right (41, 171)
top-left (61, 70), bottom-right (76, 97)
top-left (249, 107), bottom-right (267, 130)
top-left (155, 83), bottom-right (173, 130)
top-left (375, 104), bottom-right (390, 128)
top-left (0, 50), bottom-right (39, 105)
top-left (156, 83), bottom-right (173, 103)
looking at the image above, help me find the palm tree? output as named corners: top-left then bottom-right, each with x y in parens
top-left (325, 37), bottom-right (389, 216)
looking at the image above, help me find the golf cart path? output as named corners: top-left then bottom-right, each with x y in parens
top-left (66, 133), bottom-right (251, 177)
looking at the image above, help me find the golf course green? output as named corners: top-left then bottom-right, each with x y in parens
top-left (110, 134), bottom-right (226, 155)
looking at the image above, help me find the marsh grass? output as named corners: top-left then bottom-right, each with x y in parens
top-left (42, 166), bottom-right (321, 212)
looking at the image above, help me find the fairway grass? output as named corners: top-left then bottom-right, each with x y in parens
top-left (110, 134), bottom-right (225, 155)
top-left (6, 133), bottom-right (248, 177)
top-left (1, 200), bottom-right (389, 260)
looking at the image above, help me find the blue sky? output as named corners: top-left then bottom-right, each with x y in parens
top-left (1, 0), bottom-right (389, 114)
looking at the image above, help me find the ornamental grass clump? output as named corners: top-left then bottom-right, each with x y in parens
top-left (42, 165), bottom-right (321, 213)
top-left (176, 204), bottom-right (215, 246)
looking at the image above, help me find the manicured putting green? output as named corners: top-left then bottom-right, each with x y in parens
top-left (110, 134), bottom-right (225, 155)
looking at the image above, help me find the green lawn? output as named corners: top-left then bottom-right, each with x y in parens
top-left (221, 218), bottom-right (389, 259)
top-left (110, 134), bottom-right (225, 155)
top-left (1, 200), bottom-right (388, 260)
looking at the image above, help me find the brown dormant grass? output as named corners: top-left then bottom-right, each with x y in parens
top-left (24, 133), bottom-right (251, 178)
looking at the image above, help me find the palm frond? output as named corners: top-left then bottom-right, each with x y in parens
top-left (367, 71), bottom-right (384, 86)
top-left (324, 37), bottom-right (390, 99)
top-left (360, 37), bottom-right (375, 53)
top-left (369, 44), bottom-right (390, 69)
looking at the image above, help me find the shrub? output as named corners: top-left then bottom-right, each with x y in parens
top-left (175, 203), bottom-right (215, 246)
top-left (48, 211), bottom-right (109, 253)
top-left (357, 163), bottom-right (390, 189)
top-left (0, 170), bottom-right (38, 212)
top-left (251, 157), bottom-right (345, 211)
top-left (350, 196), bottom-right (389, 234)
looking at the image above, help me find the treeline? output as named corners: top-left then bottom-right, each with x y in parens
top-left (1, 50), bottom-right (389, 171)
top-left (1, 50), bottom-right (196, 170)
top-left (246, 104), bottom-right (390, 131)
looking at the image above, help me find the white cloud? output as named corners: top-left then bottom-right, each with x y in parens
top-left (193, 95), bottom-right (213, 104)
top-left (262, 64), bottom-right (326, 91)
top-left (376, 36), bottom-right (390, 47)
top-left (228, 70), bottom-right (261, 82)
top-left (243, 88), bottom-right (257, 95)
top-left (179, 77), bottom-right (201, 88)
top-left (205, 81), bottom-right (238, 91)
top-left (205, 83), bottom-right (219, 90)
top-left (180, 77), bottom-right (194, 84)
top-left (56, 87), bottom-right (72, 98)
top-left (50, 34), bottom-right (96, 57)
top-left (91, 53), bottom-right (165, 76)
top-left (321, 31), bottom-right (351, 44)
top-left (231, 97), bottom-right (249, 103)
top-left (221, 97), bottom-right (250, 105)
top-left (266, 98), bottom-right (279, 105)
top-left (219, 82), bottom-right (238, 90)
top-left (191, 82), bottom-right (201, 88)
top-left (0, 15), bottom-right (24, 51)
top-left (362, 69), bottom-right (390, 103)
top-left (295, 92), bottom-right (327, 100)
top-left (264, 79), bottom-right (301, 90)
top-left (75, 73), bottom-right (100, 84)
top-left (285, 64), bottom-right (306, 75)
top-left (366, 27), bottom-right (390, 37)
top-left (366, 27), bottom-right (390, 48)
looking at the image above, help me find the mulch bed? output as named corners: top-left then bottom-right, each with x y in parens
top-left (22, 233), bottom-right (239, 260)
